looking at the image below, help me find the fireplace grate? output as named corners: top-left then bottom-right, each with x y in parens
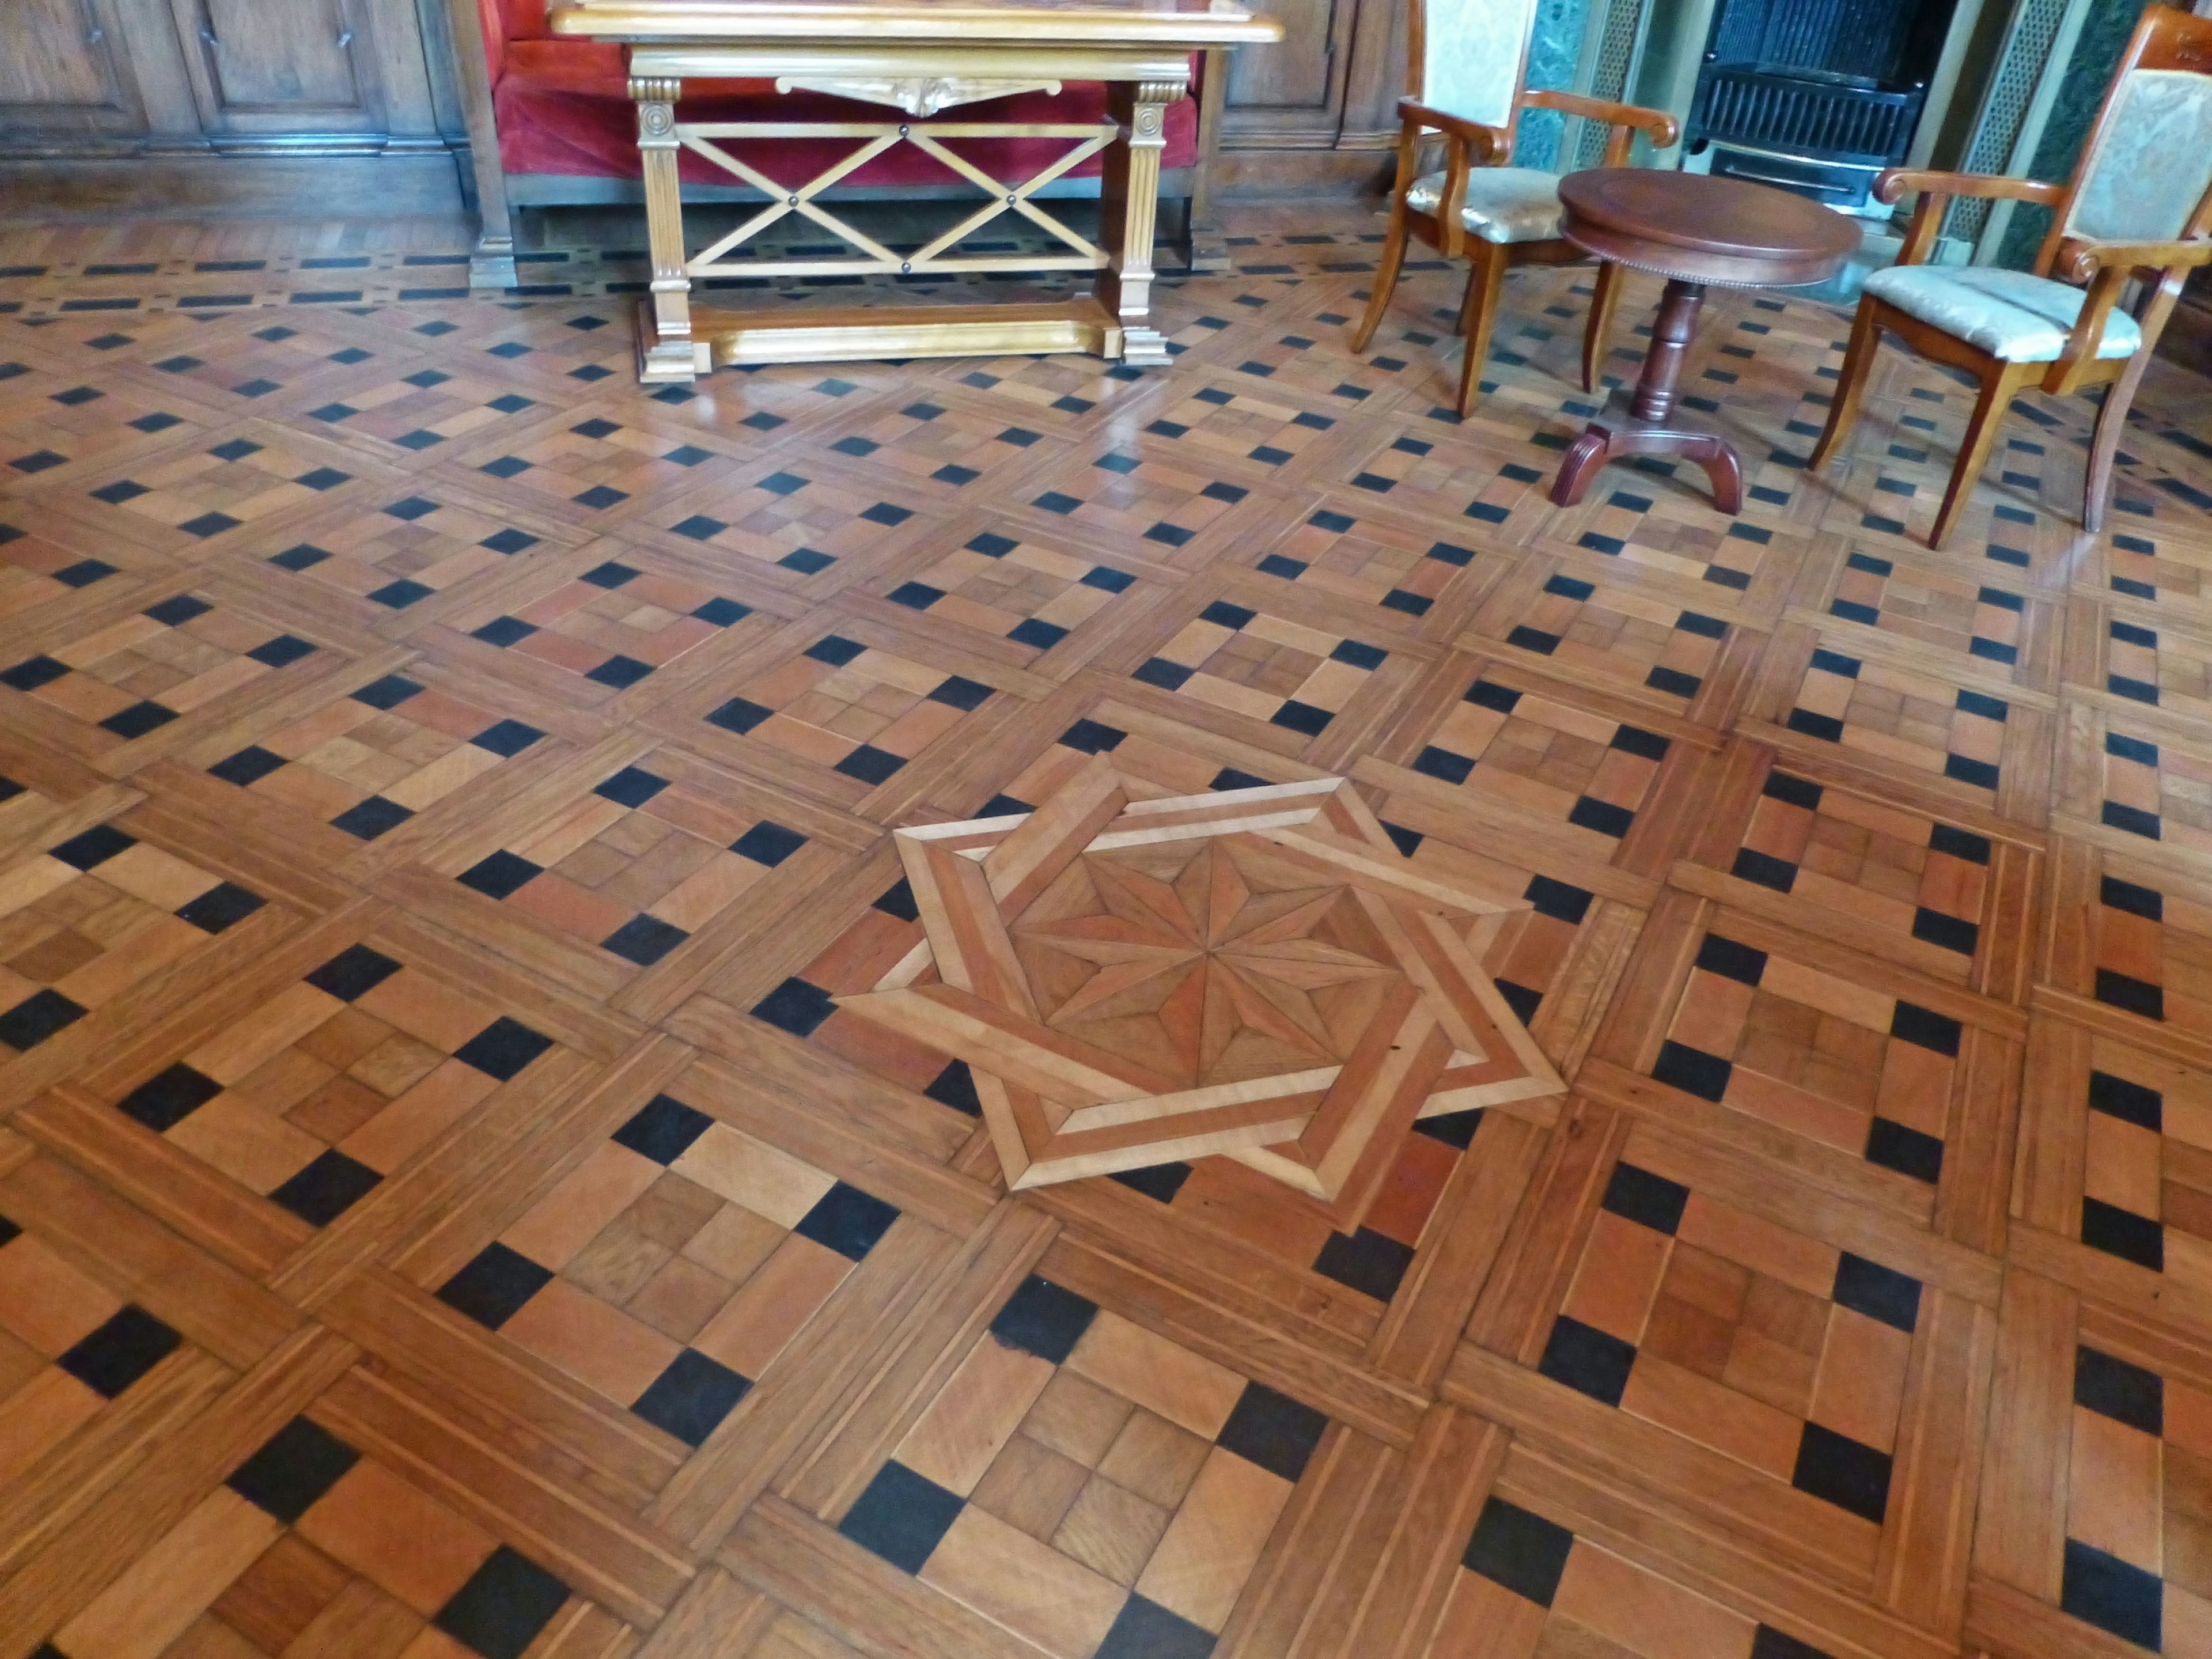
top-left (1692, 66), bottom-right (1926, 168)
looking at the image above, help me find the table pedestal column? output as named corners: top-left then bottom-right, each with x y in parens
top-left (1548, 276), bottom-right (1744, 514)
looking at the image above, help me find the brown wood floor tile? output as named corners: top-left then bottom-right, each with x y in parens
top-left (9, 208), bottom-right (2212, 1659)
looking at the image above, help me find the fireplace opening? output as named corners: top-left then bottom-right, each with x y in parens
top-left (1685, 0), bottom-right (1961, 213)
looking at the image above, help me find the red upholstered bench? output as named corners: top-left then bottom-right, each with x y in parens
top-left (475, 0), bottom-right (1209, 244)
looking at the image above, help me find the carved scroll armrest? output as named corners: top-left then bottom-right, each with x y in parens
top-left (1519, 88), bottom-right (1680, 165)
top-left (2055, 237), bottom-right (2212, 281)
top-left (1389, 97), bottom-right (1508, 256)
top-left (1877, 170), bottom-right (2065, 267)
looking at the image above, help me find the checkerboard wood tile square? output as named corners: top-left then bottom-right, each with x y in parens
top-left (12, 1384), bottom-right (607, 1659)
top-left (420, 544), bottom-right (768, 714)
top-left (1974, 1281), bottom-right (2212, 1659)
top-left (630, 457), bottom-right (937, 587)
top-left (1371, 660), bottom-right (1691, 863)
top-left (1240, 497), bottom-right (1495, 637)
top-left (814, 1270), bottom-right (1331, 1658)
top-left (1122, 595), bottom-right (1403, 751)
top-left (412, 1075), bottom-right (908, 1456)
top-left (856, 522), bottom-right (1147, 677)
top-left (54, 922), bottom-right (596, 1255)
top-left (416, 742), bottom-right (850, 1015)
top-left (1583, 893), bottom-right (2020, 1238)
top-left (14, 207), bottom-right (2212, 1659)
top-left (185, 661), bottom-right (567, 865)
top-left (0, 584), bottom-right (330, 767)
top-left (245, 483), bottom-right (586, 636)
top-left (1676, 740), bottom-right (2041, 994)
top-left (674, 623), bottom-right (1017, 808)
top-left (1463, 553), bottom-right (1757, 719)
top-left (21, 423), bottom-right (390, 556)
top-left (1747, 624), bottom-right (2054, 823)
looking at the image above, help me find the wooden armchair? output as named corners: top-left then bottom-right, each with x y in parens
top-left (1349, 0), bottom-right (1678, 416)
top-left (1810, 4), bottom-right (2212, 548)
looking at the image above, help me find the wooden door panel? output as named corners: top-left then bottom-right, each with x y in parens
top-left (1229, 0), bottom-right (1339, 109)
top-left (1222, 0), bottom-right (1355, 139)
top-left (174, 0), bottom-right (381, 129)
top-left (0, 0), bottom-right (145, 134)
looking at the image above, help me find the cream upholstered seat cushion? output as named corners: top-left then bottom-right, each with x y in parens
top-left (1406, 167), bottom-right (1565, 245)
top-left (1862, 266), bottom-right (2142, 362)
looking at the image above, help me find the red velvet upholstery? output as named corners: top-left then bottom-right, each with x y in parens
top-left (484, 0), bottom-right (1200, 185)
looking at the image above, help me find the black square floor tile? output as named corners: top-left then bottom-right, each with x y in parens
top-left (306, 944), bottom-right (402, 1002)
top-left (613, 1093), bottom-right (714, 1165)
top-left (1790, 1422), bottom-right (1892, 1522)
top-left (226, 1416), bottom-right (360, 1522)
top-left (1216, 1381), bottom-right (1328, 1482)
top-left (0, 989), bottom-right (88, 1051)
top-left (631, 1348), bottom-right (751, 1446)
top-left (433, 1546), bottom-right (570, 1659)
top-left (988, 1274), bottom-right (1098, 1363)
top-left (732, 821), bottom-right (806, 866)
top-left (269, 1150), bottom-right (384, 1226)
top-left (1095, 1595), bottom-right (1215, 1659)
top-left (2061, 1537), bottom-right (2161, 1649)
top-left (459, 851), bottom-right (543, 899)
top-left (331, 796), bottom-right (413, 840)
top-left (453, 1017), bottom-right (552, 1081)
top-left (1537, 1315), bottom-right (1636, 1407)
top-left (1601, 1162), bottom-right (1690, 1233)
top-left (1461, 1495), bottom-right (1573, 1607)
top-left (100, 700), bottom-right (179, 739)
top-left (59, 1304), bottom-right (183, 1397)
top-left (1311, 1226), bottom-right (1415, 1301)
top-left (794, 1181), bottom-right (900, 1261)
top-left (210, 746), bottom-right (287, 787)
top-left (751, 976), bottom-right (836, 1037)
top-left (118, 1062), bottom-right (224, 1131)
top-left (437, 1242), bottom-right (554, 1329)
top-left (51, 824), bottom-right (135, 870)
top-left (835, 1460), bottom-right (964, 1574)
top-left (176, 882), bottom-right (265, 934)
top-left (601, 913), bottom-right (688, 967)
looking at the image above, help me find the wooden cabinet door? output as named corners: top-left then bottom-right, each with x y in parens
top-left (169, 0), bottom-right (384, 137)
top-left (0, 0), bottom-right (148, 139)
top-left (1221, 0), bottom-right (1358, 142)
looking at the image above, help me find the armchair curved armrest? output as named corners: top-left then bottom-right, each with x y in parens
top-left (1519, 88), bottom-right (1680, 151)
top-left (1395, 99), bottom-right (1506, 164)
top-left (2056, 236), bottom-right (2212, 282)
top-left (1387, 97), bottom-right (1507, 256)
top-left (1878, 170), bottom-right (2065, 267)
top-left (1873, 169), bottom-right (2066, 207)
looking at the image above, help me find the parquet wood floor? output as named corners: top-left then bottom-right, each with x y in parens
top-left (4, 202), bottom-right (2212, 1659)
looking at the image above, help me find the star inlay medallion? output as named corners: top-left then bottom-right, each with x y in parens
top-left (836, 755), bottom-right (1563, 1226)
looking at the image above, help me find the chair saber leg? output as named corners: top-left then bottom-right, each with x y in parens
top-left (1456, 241), bottom-right (1507, 415)
top-left (1582, 259), bottom-right (1622, 394)
top-left (1930, 363), bottom-right (2032, 550)
top-left (1809, 300), bottom-right (1882, 472)
top-left (1351, 210), bottom-right (1412, 354)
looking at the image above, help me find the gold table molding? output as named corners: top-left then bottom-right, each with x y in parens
top-left (547, 0), bottom-right (1278, 381)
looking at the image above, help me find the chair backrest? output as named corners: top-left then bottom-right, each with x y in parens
top-left (1410, 0), bottom-right (1540, 132)
top-left (2040, 5), bottom-right (2212, 271)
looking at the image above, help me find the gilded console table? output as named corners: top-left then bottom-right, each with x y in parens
top-left (547, 0), bottom-right (1278, 380)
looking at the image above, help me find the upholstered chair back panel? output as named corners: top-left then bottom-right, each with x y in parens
top-left (1421, 0), bottom-right (1540, 130)
top-left (2063, 67), bottom-right (2212, 242)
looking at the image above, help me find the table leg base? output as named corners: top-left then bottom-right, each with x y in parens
top-left (637, 310), bottom-right (709, 384)
top-left (1548, 410), bottom-right (1745, 514)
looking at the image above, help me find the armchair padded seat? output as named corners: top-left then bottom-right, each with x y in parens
top-left (1862, 265), bottom-right (2142, 362)
top-left (1405, 167), bottom-right (1565, 244)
